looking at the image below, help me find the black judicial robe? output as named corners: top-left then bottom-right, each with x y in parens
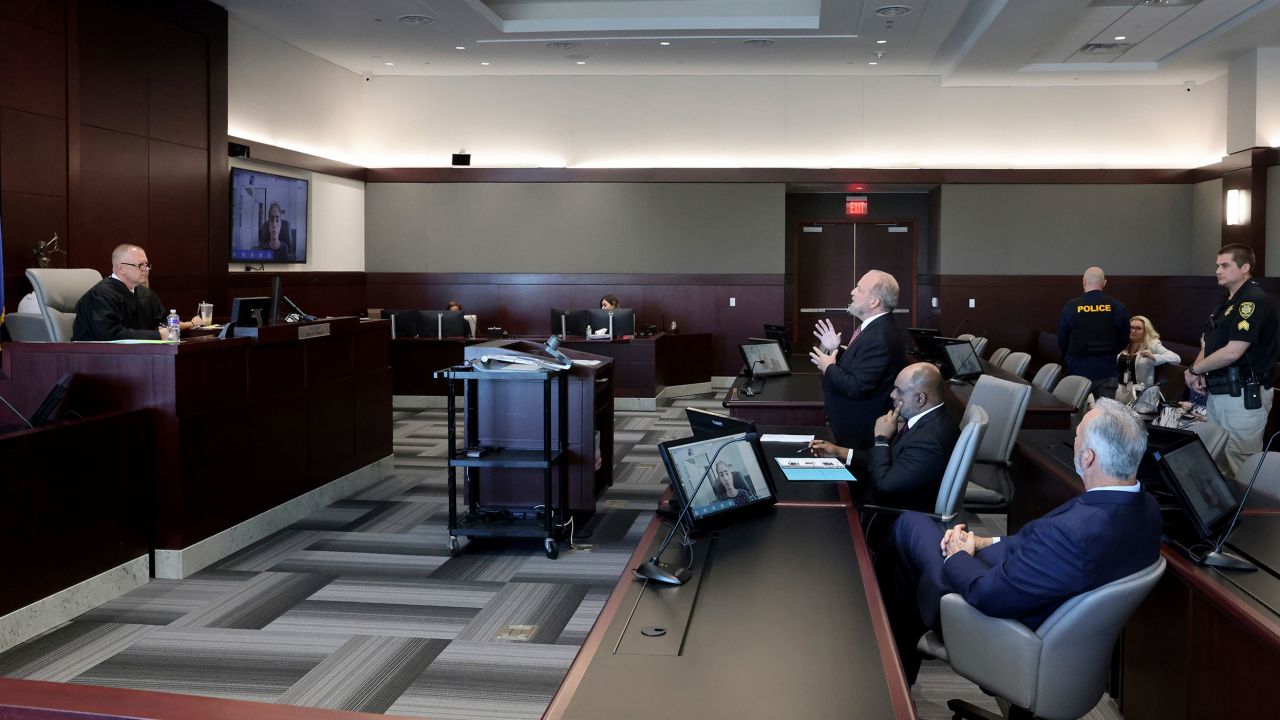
top-left (72, 277), bottom-right (168, 341)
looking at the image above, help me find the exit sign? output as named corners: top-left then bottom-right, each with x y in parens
top-left (845, 195), bottom-right (868, 216)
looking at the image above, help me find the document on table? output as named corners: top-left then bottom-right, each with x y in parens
top-left (760, 433), bottom-right (814, 443)
top-left (775, 456), bottom-right (856, 482)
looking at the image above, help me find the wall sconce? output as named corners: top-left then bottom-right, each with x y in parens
top-left (1226, 189), bottom-right (1249, 226)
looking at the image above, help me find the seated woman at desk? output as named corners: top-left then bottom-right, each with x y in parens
top-left (447, 300), bottom-right (462, 312)
top-left (1116, 315), bottom-right (1180, 402)
top-left (600, 294), bottom-right (620, 310)
top-left (713, 460), bottom-right (753, 504)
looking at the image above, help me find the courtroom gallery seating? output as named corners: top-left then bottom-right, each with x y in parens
top-left (1051, 375), bottom-right (1093, 428)
top-left (988, 347), bottom-right (1011, 367)
top-left (1000, 351), bottom-right (1032, 379)
top-left (25, 268), bottom-right (102, 343)
top-left (918, 557), bottom-right (1165, 720)
top-left (963, 375), bottom-right (1031, 512)
top-left (1030, 362), bottom-right (1062, 393)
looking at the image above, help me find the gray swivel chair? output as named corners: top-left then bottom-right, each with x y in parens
top-left (1235, 451), bottom-right (1280, 503)
top-left (957, 333), bottom-right (975, 342)
top-left (1000, 351), bottom-right (1032, 378)
top-left (988, 347), bottom-right (1011, 367)
top-left (25, 268), bottom-right (103, 342)
top-left (861, 405), bottom-right (989, 530)
top-left (3, 312), bottom-right (53, 341)
top-left (1051, 375), bottom-right (1092, 429)
top-left (1188, 421), bottom-right (1228, 467)
top-left (969, 336), bottom-right (989, 359)
top-left (917, 557), bottom-right (1166, 720)
top-left (1030, 363), bottom-right (1061, 393)
top-left (964, 375), bottom-right (1031, 512)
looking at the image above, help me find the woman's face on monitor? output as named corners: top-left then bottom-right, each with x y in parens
top-left (268, 208), bottom-right (282, 238)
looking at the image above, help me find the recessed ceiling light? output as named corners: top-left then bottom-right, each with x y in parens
top-left (875, 5), bottom-right (912, 17)
top-left (397, 15), bottom-right (433, 25)
top-left (1114, 35), bottom-right (1127, 40)
top-left (576, 61), bottom-right (586, 65)
top-left (547, 41), bottom-right (578, 49)
top-left (455, 46), bottom-right (466, 51)
top-left (868, 61), bottom-right (878, 65)
top-left (659, 41), bottom-right (670, 46)
top-left (480, 61), bottom-right (490, 66)
top-left (745, 38), bottom-right (775, 47)
top-left (383, 61), bottom-right (395, 66)
top-left (876, 39), bottom-right (887, 44)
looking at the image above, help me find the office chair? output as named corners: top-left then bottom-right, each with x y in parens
top-left (1235, 451), bottom-right (1280, 503)
top-left (963, 375), bottom-right (1031, 512)
top-left (1030, 363), bottom-right (1062, 393)
top-left (917, 557), bottom-right (1165, 720)
top-left (1051, 375), bottom-right (1092, 429)
top-left (957, 333), bottom-right (975, 342)
top-left (25, 268), bottom-right (104, 342)
top-left (861, 406), bottom-right (989, 533)
top-left (969, 336), bottom-right (989, 358)
top-left (3, 312), bottom-right (52, 341)
top-left (988, 347), bottom-right (1011, 367)
top-left (1000, 351), bottom-right (1032, 378)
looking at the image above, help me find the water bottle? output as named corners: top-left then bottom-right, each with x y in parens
top-left (167, 309), bottom-right (181, 343)
top-left (585, 324), bottom-right (593, 337)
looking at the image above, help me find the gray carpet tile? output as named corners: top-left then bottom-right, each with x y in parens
top-left (78, 576), bottom-right (245, 626)
top-left (264, 599), bottom-right (479, 640)
top-left (269, 549), bottom-right (451, 578)
top-left (277, 636), bottom-right (450, 713)
top-left (551, 587), bottom-right (611, 647)
top-left (454, 583), bottom-right (589, 644)
top-left (169, 571), bottom-right (334, 630)
top-left (310, 577), bottom-right (503, 609)
top-left (306, 531), bottom-right (455, 558)
top-left (385, 641), bottom-right (580, 720)
top-left (71, 627), bottom-right (351, 702)
top-left (342, 500), bottom-right (442, 534)
top-left (510, 545), bottom-right (634, 586)
top-left (0, 623), bottom-right (158, 682)
top-left (289, 500), bottom-right (384, 531)
top-left (212, 529), bottom-right (329, 572)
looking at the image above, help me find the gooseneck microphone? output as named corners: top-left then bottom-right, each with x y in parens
top-left (282, 295), bottom-right (316, 322)
top-left (743, 359), bottom-right (767, 396)
top-left (1200, 429), bottom-right (1280, 571)
top-left (633, 433), bottom-right (760, 585)
top-left (952, 319), bottom-right (970, 338)
top-left (0, 392), bottom-right (34, 429)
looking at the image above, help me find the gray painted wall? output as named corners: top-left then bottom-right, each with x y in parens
top-left (1191, 178), bottom-right (1223, 273)
top-left (1268, 166), bottom-right (1280, 276)
top-left (365, 183), bottom-right (785, 273)
top-left (938, 184), bottom-right (1194, 275)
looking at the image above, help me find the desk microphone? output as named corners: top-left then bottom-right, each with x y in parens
top-left (0, 392), bottom-right (34, 429)
top-left (1199, 429), bottom-right (1280, 571)
top-left (952, 319), bottom-right (970, 338)
top-left (282, 295), bottom-right (316, 322)
top-left (743, 359), bottom-right (767, 396)
top-left (633, 433), bottom-right (759, 586)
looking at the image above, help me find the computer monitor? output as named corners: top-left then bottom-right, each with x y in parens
top-left (657, 431), bottom-right (777, 531)
top-left (30, 373), bottom-right (73, 427)
top-left (686, 407), bottom-right (757, 439)
top-left (938, 337), bottom-right (983, 380)
top-left (763, 323), bottom-right (791, 354)
top-left (739, 340), bottom-right (791, 377)
top-left (269, 275), bottom-right (282, 324)
top-left (587, 308), bottom-right (635, 337)
top-left (417, 310), bottom-right (470, 338)
top-left (230, 296), bottom-right (273, 327)
top-left (550, 308), bottom-right (588, 336)
top-left (908, 328), bottom-right (945, 360)
top-left (387, 310), bottom-right (420, 338)
top-left (1152, 434), bottom-right (1240, 542)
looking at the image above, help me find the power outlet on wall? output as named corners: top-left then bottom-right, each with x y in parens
top-left (968, 299), bottom-right (976, 308)
top-left (729, 297), bottom-right (736, 307)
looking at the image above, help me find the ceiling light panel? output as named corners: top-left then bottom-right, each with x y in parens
top-left (472, 0), bottom-right (822, 33)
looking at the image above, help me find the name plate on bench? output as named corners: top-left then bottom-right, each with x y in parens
top-left (298, 323), bottom-right (331, 340)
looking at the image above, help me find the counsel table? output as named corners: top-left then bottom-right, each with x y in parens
top-left (546, 433), bottom-right (915, 720)
top-left (543, 332), bottom-right (712, 398)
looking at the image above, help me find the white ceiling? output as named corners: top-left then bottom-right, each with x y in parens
top-left (215, 0), bottom-right (1280, 86)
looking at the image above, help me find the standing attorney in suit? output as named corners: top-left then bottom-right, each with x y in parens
top-left (809, 270), bottom-right (907, 449)
top-left (877, 398), bottom-right (1162, 683)
top-left (808, 362), bottom-right (959, 511)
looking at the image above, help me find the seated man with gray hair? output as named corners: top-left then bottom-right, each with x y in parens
top-left (876, 398), bottom-right (1162, 684)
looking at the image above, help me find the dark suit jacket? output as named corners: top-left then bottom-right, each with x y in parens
top-left (863, 406), bottom-right (959, 512)
top-left (822, 315), bottom-right (906, 449)
top-left (930, 489), bottom-right (1162, 630)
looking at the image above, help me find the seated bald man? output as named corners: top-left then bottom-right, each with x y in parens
top-left (809, 362), bottom-right (959, 512)
top-left (72, 244), bottom-right (205, 341)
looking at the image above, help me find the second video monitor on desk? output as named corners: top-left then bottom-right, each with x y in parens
top-left (550, 308), bottom-right (635, 337)
top-left (391, 310), bottom-right (471, 339)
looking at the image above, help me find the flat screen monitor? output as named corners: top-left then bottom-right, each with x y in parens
top-left (657, 431), bottom-right (776, 531)
top-left (418, 310), bottom-right (470, 339)
top-left (230, 296), bottom-right (273, 327)
top-left (1153, 434), bottom-right (1240, 542)
top-left (686, 407), bottom-right (757, 439)
top-left (587, 308), bottom-right (635, 337)
top-left (230, 167), bottom-right (309, 264)
top-left (387, 310), bottom-right (420, 338)
top-left (763, 323), bottom-right (791, 354)
top-left (938, 337), bottom-right (983, 380)
top-left (551, 308), bottom-right (588, 336)
top-left (30, 373), bottom-right (73, 427)
top-left (739, 340), bottom-right (790, 377)
top-left (909, 328), bottom-right (945, 360)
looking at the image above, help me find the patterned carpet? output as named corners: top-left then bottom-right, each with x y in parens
top-left (0, 392), bottom-right (1124, 720)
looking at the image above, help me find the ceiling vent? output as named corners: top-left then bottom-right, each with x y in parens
top-left (1080, 42), bottom-right (1130, 54)
top-left (745, 38), bottom-right (776, 47)
top-left (1089, 0), bottom-right (1200, 6)
top-left (874, 5), bottom-right (913, 17)
top-left (546, 42), bottom-right (579, 49)
top-left (397, 15), bottom-right (433, 25)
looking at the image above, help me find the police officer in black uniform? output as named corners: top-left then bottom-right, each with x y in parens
top-left (1186, 243), bottom-right (1279, 477)
top-left (1057, 266), bottom-right (1130, 395)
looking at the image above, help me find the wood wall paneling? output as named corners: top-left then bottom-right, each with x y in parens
top-left (77, 0), bottom-right (148, 137)
top-left (0, 16), bottom-right (66, 117)
top-left (0, 0), bottom-right (65, 34)
top-left (148, 20), bottom-right (208, 149)
top-left (149, 139), bottom-right (209, 272)
top-left (76, 126), bottom-right (149, 265)
top-left (0, 192), bottom-right (68, 309)
top-left (225, 271), bottom-right (368, 320)
top-left (0, 109), bottom-right (66, 197)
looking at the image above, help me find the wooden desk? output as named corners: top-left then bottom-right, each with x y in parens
top-left (546, 440), bottom-right (915, 720)
top-left (1009, 429), bottom-right (1280, 718)
top-left (550, 333), bottom-right (712, 398)
top-left (390, 337), bottom-right (484, 395)
top-left (722, 372), bottom-right (826, 426)
top-left (0, 318), bottom-right (392, 564)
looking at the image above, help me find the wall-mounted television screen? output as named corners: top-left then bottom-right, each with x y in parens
top-left (230, 167), bottom-right (309, 264)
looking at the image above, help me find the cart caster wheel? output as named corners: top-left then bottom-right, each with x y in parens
top-left (448, 536), bottom-right (461, 555)
top-left (544, 538), bottom-right (559, 559)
